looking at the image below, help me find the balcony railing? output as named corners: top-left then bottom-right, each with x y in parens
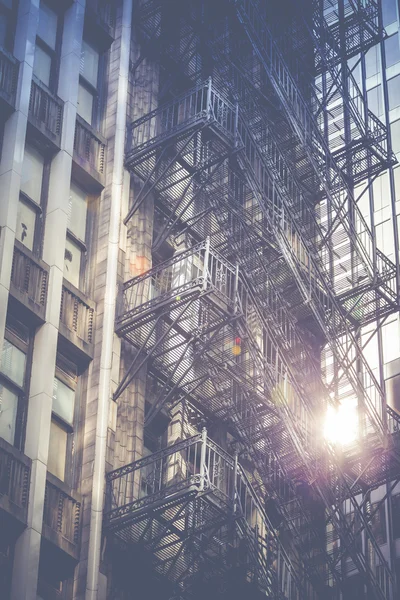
top-left (10, 242), bottom-right (49, 319)
top-left (0, 437), bottom-right (31, 521)
top-left (0, 47), bottom-right (18, 108)
top-left (28, 76), bottom-right (63, 144)
top-left (43, 475), bottom-right (82, 550)
top-left (60, 281), bottom-right (95, 346)
top-left (73, 115), bottom-right (106, 180)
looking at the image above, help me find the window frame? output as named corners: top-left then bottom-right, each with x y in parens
top-left (0, 0), bottom-right (18, 52)
top-left (64, 181), bottom-right (91, 290)
top-left (48, 355), bottom-right (79, 485)
top-left (33, 0), bottom-right (63, 92)
top-left (78, 34), bottom-right (104, 129)
top-left (18, 144), bottom-right (49, 257)
top-left (0, 319), bottom-right (32, 451)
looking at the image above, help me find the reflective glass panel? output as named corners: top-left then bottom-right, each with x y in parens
top-left (382, 0), bottom-right (398, 27)
top-left (64, 237), bottom-right (82, 287)
top-left (388, 75), bottom-right (400, 110)
top-left (20, 146), bottom-right (44, 204)
top-left (48, 420), bottom-right (67, 480)
top-left (367, 85), bottom-right (383, 117)
top-left (0, 384), bottom-right (18, 444)
top-left (68, 183), bottom-right (87, 241)
top-left (52, 378), bottom-right (75, 425)
top-left (37, 2), bottom-right (57, 50)
top-left (77, 82), bottom-right (94, 124)
top-left (33, 44), bottom-right (52, 86)
top-left (16, 199), bottom-right (36, 251)
top-left (385, 34), bottom-right (400, 69)
top-left (0, 339), bottom-right (26, 386)
top-left (80, 40), bottom-right (99, 87)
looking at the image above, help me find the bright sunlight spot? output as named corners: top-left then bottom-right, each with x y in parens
top-left (324, 402), bottom-right (359, 446)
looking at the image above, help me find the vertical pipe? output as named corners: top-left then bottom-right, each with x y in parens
top-left (234, 263), bottom-right (239, 313)
top-left (199, 427), bottom-right (207, 491)
top-left (207, 76), bottom-right (212, 119)
top-left (203, 236), bottom-right (210, 290)
top-left (85, 1), bottom-right (133, 598)
top-left (233, 451), bottom-right (238, 514)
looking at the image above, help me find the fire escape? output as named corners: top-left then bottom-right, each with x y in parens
top-left (104, 2), bottom-right (400, 599)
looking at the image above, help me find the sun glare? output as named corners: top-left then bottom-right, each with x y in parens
top-left (324, 402), bottom-right (359, 446)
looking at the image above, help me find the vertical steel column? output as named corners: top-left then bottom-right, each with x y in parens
top-left (199, 427), bottom-right (208, 491)
top-left (203, 236), bottom-right (211, 290)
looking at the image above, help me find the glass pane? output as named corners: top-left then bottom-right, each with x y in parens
top-left (1, 339), bottom-right (26, 386)
top-left (33, 44), bottom-right (52, 87)
top-left (20, 145), bottom-right (44, 204)
top-left (382, 0), bottom-right (398, 27)
top-left (388, 75), bottom-right (400, 110)
top-left (0, 0), bottom-right (13, 9)
top-left (385, 34), bottom-right (400, 69)
top-left (0, 384), bottom-right (18, 444)
top-left (77, 82), bottom-right (94, 124)
top-left (68, 182), bottom-right (87, 241)
top-left (37, 2), bottom-right (57, 50)
top-left (367, 85), bottom-right (383, 118)
top-left (394, 167), bottom-right (400, 201)
top-left (16, 199), bottom-right (36, 251)
top-left (391, 120), bottom-right (400, 154)
top-left (52, 378), bottom-right (75, 425)
top-left (365, 45), bottom-right (380, 78)
top-left (64, 237), bottom-right (82, 287)
top-left (48, 420), bottom-right (67, 480)
top-left (373, 171), bottom-right (390, 211)
top-left (80, 40), bottom-right (99, 87)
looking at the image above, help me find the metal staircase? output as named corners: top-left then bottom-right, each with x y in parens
top-left (105, 430), bottom-right (300, 598)
top-left (108, 1), bottom-right (400, 599)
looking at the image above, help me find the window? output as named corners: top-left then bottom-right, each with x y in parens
top-left (365, 44), bottom-right (380, 78)
top-left (391, 120), bottom-right (400, 154)
top-left (388, 75), bottom-right (400, 111)
top-left (382, 0), bottom-right (398, 27)
top-left (385, 33), bottom-right (400, 69)
top-left (64, 182), bottom-right (88, 288)
top-left (367, 85), bottom-right (383, 118)
top-left (0, 0), bottom-right (16, 51)
top-left (77, 38), bottom-right (100, 126)
top-left (18, 145), bottom-right (45, 252)
top-left (0, 320), bottom-right (30, 447)
top-left (33, 2), bottom-right (59, 88)
top-left (369, 502), bottom-right (387, 545)
top-left (47, 363), bottom-right (76, 482)
top-left (372, 171), bottom-right (390, 211)
top-left (20, 145), bottom-right (44, 204)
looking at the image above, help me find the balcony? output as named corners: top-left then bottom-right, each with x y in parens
top-left (27, 76), bottom-right (64, 152)
top-left (42, 473), bottom-right (82, 567)
top-left (73, 115), bottom-right (106, 190)
top-left (9, 241), bottom-right (49, 325)
top-left (59, 280), bottom-right (95, 362)
top-left (104, 431), bottom-right (291, 598)
top-left (0, 47), bottom-right (19, 117)
top-left (0, 437), bottom-right (31, 539)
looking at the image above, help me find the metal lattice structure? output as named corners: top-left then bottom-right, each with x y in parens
top-left (104, 2), bottom-right (400, 599)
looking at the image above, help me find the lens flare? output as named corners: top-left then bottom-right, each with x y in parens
top-left (324, 403), bottom-right (358, 446)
